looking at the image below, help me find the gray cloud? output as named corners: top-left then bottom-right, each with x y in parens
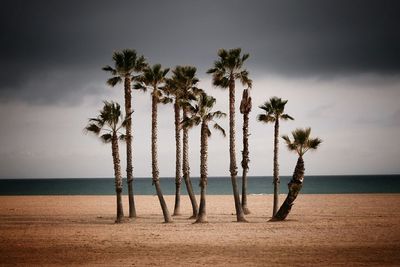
top-left (0, 0), bottom-right (399, 104)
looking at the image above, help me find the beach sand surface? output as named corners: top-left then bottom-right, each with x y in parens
top-left (0, 194), bottom-right (399, 266)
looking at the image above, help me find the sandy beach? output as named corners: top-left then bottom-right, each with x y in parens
top-left (0, 194), bottom-right (399, 266)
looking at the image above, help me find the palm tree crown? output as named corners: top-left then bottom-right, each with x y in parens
top-left (207, 48), bottom-right (252, 88)
top-left (181, 93), bottom-right (226, 136)
top-left (134, 64), bottom-right (171, 102)
top-left (166, 66), bottom-right (203, 102)
top-left (102, 49), bottom-right (147, 86)
top-left (282, 128), bottom-right (322, 157)
top-left (257, 97), bottom-right (294, 123)
top-left (85, 101), bottom-right (128, 142)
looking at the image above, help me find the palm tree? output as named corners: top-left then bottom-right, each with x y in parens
top-left (240, 89), bottom-right (252, 214)
top-left (181, 93), bottom-right (226, 223)
top-left (134, 64), bottom-right (173, 223)
top-left (164, 77), bottom-right (184, 216)
top-left (207, 48), bottom-right (252, 222)
top-left (85, 101), bottom-right (129, 223)
top-left (168, 66), bottom-right (203, 219)
top-left (102, 49), bottom-right (147, 218)
top-left (257, 97), bottom-right (294, 217)
top-left (273, 128), bottom-right (322, 221)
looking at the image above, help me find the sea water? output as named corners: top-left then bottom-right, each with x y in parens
top-left (0, 175), bottom-right (399, 195)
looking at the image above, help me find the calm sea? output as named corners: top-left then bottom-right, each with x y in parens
top-left (0, 175), bottom-right (399, 195)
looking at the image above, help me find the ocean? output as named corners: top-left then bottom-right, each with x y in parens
top-left (0, 175), bottom-right (399, 195)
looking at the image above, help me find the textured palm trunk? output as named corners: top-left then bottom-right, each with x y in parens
top-left (273, 156), bottom-right (305, 221)
top-left (229, 78), bottom-right (246, 222)
top-left (182, 107), bottom-right (199, 218)
top-left (195, 122), bottom-right (208, 223)
top-left (111, 133), bottom-right (124, 223)
top-left (272, 119), bottom-right (280, 216)
top-left (124, 77), bottom-right (136, 218)
top-left (241, 106), bottom-right (251, 214)
top-left (151, 93), bottom-right (172, 223)
top-left (173, 102), bottom-right (182, 216)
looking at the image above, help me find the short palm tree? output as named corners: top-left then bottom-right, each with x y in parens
top-left (240, 89), bottom-right (252, 214)
top-left (102, 49), bottom-right (147, 218)
top-left (85, 101), bottom-right (129, 223)
top-left (207, 48), bottom-right (252, 222)
top-left (168, 65), bottom-right (203, 219)
top-left (273, 128), bottom-right (322, 221)
top-left (134, 64), bottom-right (173, 223)
top-left (258, 97), bottom-right (294, 217)
top-left (181, 93), bottom-right (226, 223)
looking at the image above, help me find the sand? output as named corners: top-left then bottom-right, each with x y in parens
top-left (0, 194), bottom-right (399, 266)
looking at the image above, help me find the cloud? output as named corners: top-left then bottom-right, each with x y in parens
top-left (0, 0), bottom-right (399, 105)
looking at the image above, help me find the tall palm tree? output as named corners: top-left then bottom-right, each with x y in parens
top-left (181, 93), bottom-right (226, 223)
top-left (102, 49), bottom-right (147, 218)
top-left (257, 97), bottom-right (294, 217)
top-left (239, 89), bottom-right (252, 214)
top-left (169, 66), bottom-right (202, 219)
top-left (134, 64), bottom-right (173, 223)
top-left (85, 101), bottom-right (129, 223)
top-left (273, 128), bottom-right (322, 221)
top-left (164, 77), bottom-right (184, 216)
top-left (207, 48), bottom-right (252, 222)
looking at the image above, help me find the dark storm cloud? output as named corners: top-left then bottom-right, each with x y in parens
top-left (1, 0), bottom-right (399, 103)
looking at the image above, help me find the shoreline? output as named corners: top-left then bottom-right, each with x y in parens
top-left (1, 194), bottom-right (400, 266)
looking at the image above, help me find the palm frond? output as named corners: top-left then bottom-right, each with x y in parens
top-left (213, 123), bottom-right (226, 137)
top-left (281, 135), bottom-right (297, 151)
top-left (88, 117), bottom-right (104, 125)
top-left (308, 137), bottom-right (322, 150)
top-left (206, 126), bottom-right (212, 137)
top-left (281, 114), bottom-right (294, 121)
top-left (257, 114), bottom-right (275, 123)
top-left (107, 76), bottom-right (122, 87)
top-left (180, 116), bottom-right (200, 129)
top-left (210, 111), bottom-right (227, 119)
top-left (241, 53), bottom-right (250, 62)
top-left (102, 65), bottom-right (117, 75)
top-left (121, 111), bottom-right (134, 128)
top-left (119, 134), bottom-right (126, 142)
top-left (100, 133), bottom-right (112, 143)
top-left (85, 123), bottom-right (101, 135)
top-left (292, 127), bottom-right (311, 145)
top-left (191, 87), bottom-right (204, 96)
top-left (212, 76), bottom-right (229, 88)
top-left (159, 96), bottom-right (173, 105)
top-left (133, 82), bottom-right (146, 91)
top-left (258, 102), bottom-right (272, 113)
top-left (134, 55), bottom-right (148, 72)
top-left (206, 67), bottom-right (217, 74)
top-left (235, 70), bottom-right (252, 88)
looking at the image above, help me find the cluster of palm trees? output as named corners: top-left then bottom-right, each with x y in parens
top-left (85, 48), bottom-right (321, 224)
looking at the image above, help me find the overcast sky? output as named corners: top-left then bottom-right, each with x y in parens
top-left (0, 0), bottom-right (399, 178)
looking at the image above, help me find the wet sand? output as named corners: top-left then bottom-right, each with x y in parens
top-left (0, 194), bottom-right (399, 266)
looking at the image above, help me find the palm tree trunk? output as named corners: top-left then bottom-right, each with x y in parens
top-left (272, 119), bottom-right (280, 216)
top-left (173, 102), bottom-right (182, 216)
top-left (111, 134), bottom-right (124, 223)
top-left (124, 77), bottom-right (136, 218)
top-left (241, 109), bottom-right (251, 214)
top-left (182, 107), bottom-right (198, 219)
top-left (195, 122), bottom-right (208, 223)
top-left (273, 156), bottom-right (305, 221)
top-left (151, 93), bottom-right (172, 223)
top-left (229, 78), bottom-right (247, 222)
